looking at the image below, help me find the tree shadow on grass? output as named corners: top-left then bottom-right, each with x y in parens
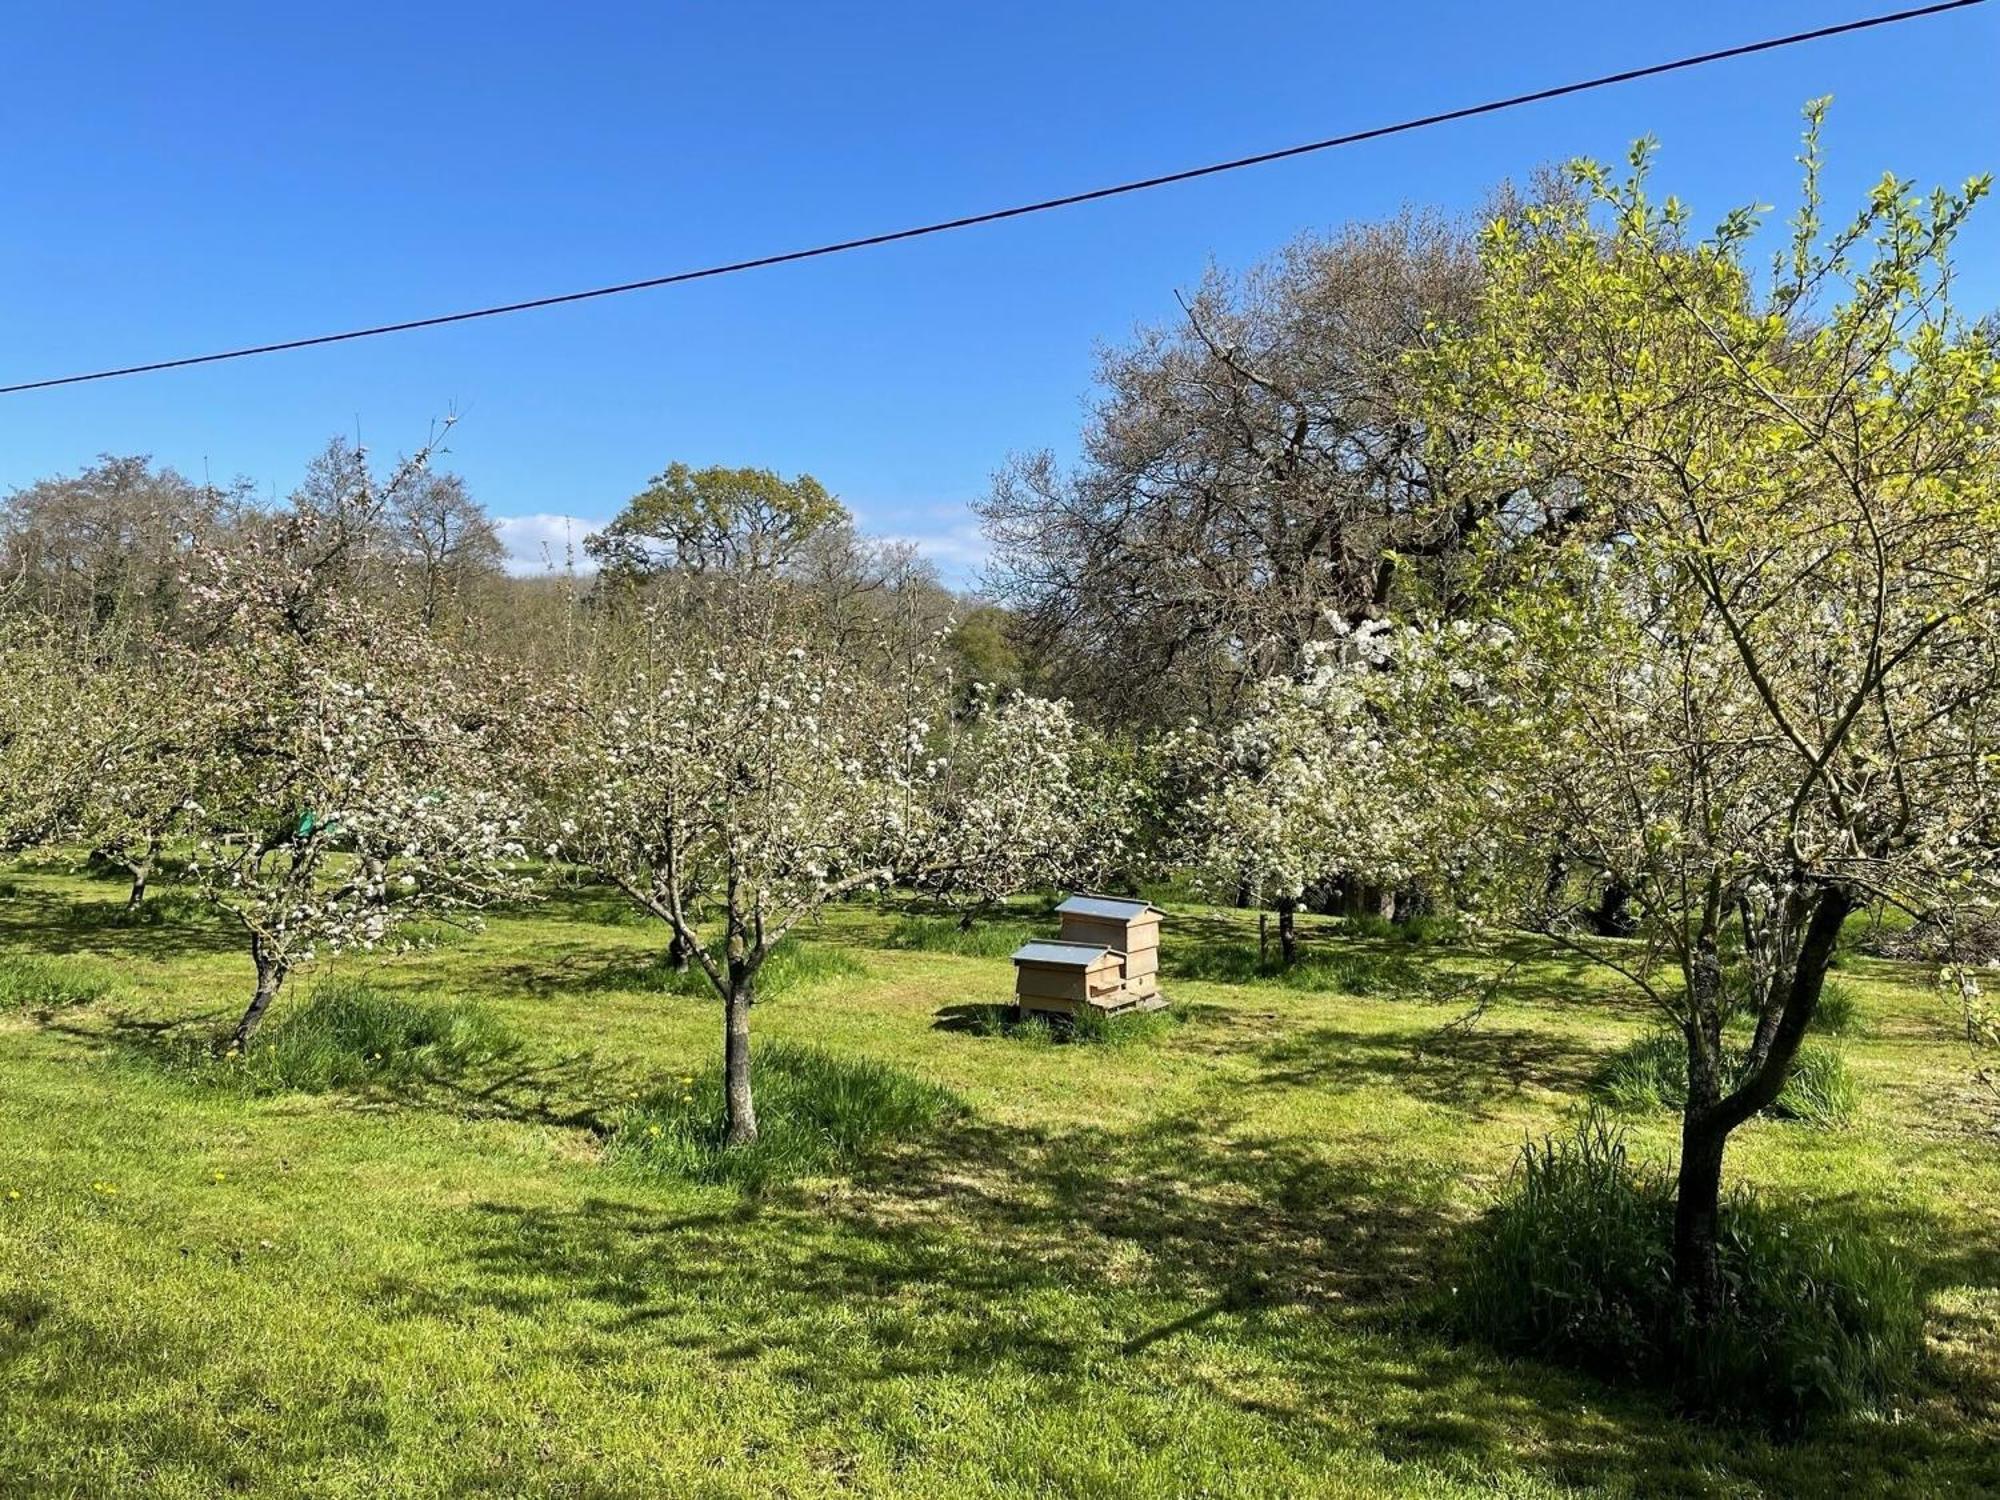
top-left (457, 1108), bottom-right (1453, 1382)
top-left (1254, 1022), bottom-right (1606, 1119)
top-left (0, 884), bottom-right (240, 961)
top-left (1158, 912), bottom-right (1662, 1027)
top-left (566, 950), bottom-right (707, 998)
top-left (447, 1104), bottom-right (2000, 1497)
top-left (931, 1001), bottom-right (1013, 1035)
top-left (42, 1006), bottom-right (622, 1133)
top-left (0, 1288), bottom-right (399, 1490)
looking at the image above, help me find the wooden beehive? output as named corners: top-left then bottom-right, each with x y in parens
top-left (1055, 894), bottom-right (1165, 1000)
top-left (1009, 940), bottom-right (1129, 1019)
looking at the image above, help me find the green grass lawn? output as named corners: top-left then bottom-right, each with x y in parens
top-left (1, 862), bottom-right (1995, 1497)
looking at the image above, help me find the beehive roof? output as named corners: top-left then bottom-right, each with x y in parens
top-left (1055, 894), bottom-right (1164, 921)
top-left (1011, 940), bottom-right (1122, 968)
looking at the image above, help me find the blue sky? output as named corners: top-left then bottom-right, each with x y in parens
top-left (2, 2), bottom-right (1995, 581)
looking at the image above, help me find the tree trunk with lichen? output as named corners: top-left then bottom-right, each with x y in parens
top-left (723, 960), bottom-right (758, 1146)
top-left (232, 940), bottom-right (287, 1049)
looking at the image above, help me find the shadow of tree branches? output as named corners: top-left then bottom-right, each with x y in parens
top-left (441, 1101), bottom-right (2000, 1496)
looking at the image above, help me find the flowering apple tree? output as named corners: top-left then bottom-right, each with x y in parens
top-left (189, 605), bottom-right (528, 1047)
top-left (1411, 114), bottom-right (2000, 1314)
top-left (906, 686), bottom-right (1139, 924)
top-left (1177, 618), bottom-right (1525, 962)
top-left (179, 502), bottom-right (528, 1046)
top-left (59, 648), bottom-right (217, 907)
top-left (0, 626), bottom-right (110, 852)
top-left (550, 573), bottom-right (1113, 1146)
top-left (549, 578), bottom-right (936, 1142)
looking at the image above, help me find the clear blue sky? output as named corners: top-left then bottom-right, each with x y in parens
top-left (3, 2), bottom-right (1995, 580)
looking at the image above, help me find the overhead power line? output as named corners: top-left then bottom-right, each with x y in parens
top-left (2, 0), bottom-right (1986, 398)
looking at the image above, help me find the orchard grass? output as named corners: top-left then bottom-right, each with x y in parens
top-left (1, 865), bottom-right (1996, 1498)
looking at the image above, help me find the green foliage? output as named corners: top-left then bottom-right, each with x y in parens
top-left (0, 954), bottom-right (111, 1011)
top-left (881, 914), bottom-right (1041, 959)
top-left (1453, 1114), bottom-right (1922, 1427)
top-left (1135, 875), bottom-right (1199, 907)
top-left (585, 461), bottom-right (847, 578)
top-left (612, 1041), bottom-right (964, 1192)
top-left (182, 978), bottom-right (521, 1094)
top-left (943, 606), bottom-right (1025, 697)
top-left (1596, 1030), bottom-right (1857, 1127)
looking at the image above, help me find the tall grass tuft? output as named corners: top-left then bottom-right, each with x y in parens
top-left (1769, 1043), bottom-right (1859, 1126)
top-left (1342, 912), bottom-right (1461, 945)
top-left (0, 954), bottom-right (112, 1012)
top-left (1452, 1112), bottom-right (1922, 1428)
top-left (958, 1002), bottom-right (1182, 1048)
top-left (613, 1041), bottom-right (965, 1192)
top-left (1596, 1030), bottom-right (1857, 1127)
top-left (186, 977), bottom-right (521, 1094)
top-left (1809, 978), bottom-right (1864, 1036)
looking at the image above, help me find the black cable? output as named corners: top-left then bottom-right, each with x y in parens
top-left (2, 0), bottom-right (1985, 396)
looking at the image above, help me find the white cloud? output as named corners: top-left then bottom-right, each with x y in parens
top-left (494, 513), bottom-right (602, 576)
top-left (872, 513), bottom-right (990, 588)
top-left (892, 524), bottom-right (984, 580)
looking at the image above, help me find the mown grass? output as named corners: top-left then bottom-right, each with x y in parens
top-left (579, 937), bottom-right (869, 1000)
top-left (0, 867), bottom-right (1995, 1497)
